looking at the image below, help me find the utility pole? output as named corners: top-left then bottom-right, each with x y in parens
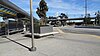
top-left (29, 0), bottom-right (36, 51)
top-left (84, 0), bottom-right (88, 25)
top-left (85, 0), bottom-right (87, 17)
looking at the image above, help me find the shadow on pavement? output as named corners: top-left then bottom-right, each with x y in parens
top-left (24, 35), bottom-right (41, 39)
top-left (1, 36), bottom-right (32, 51)
top-left (0, 37), bottom-right (28, 44)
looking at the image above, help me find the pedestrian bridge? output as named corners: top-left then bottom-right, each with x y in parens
top-left (0, 0), bottom-right (30, 18)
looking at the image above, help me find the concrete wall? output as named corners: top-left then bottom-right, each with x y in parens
top-left (40, 25), bottom-right (53, 34)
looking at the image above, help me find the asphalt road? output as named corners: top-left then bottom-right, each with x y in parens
top-left (60, 26), bottom-right (100, 36)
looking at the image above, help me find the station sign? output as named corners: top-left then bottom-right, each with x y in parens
top-left (0, 4), bottom-right (17, 16)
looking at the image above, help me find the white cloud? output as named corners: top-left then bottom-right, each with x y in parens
top-left (47, 1), bottom-right (84, 13)
top-left (51, 0), bottom-right (62, 3)
top-left (10, 0), bottom-right (99, 18)
top-left (91, 0), bottom-right (100, 2)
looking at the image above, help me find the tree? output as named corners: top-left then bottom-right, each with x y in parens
top-left (59, 13), bottom-right (68, 19)
top-left (36, 0), bottom-right (48, 25)
top-left (87, 14), bottom-right (91, 24)
top-left (84, 13), bottom-right (91, 25)
top-left (95, 11), bottom-right (100, 25)
top-left (58, 13), bottom-right (68, 26)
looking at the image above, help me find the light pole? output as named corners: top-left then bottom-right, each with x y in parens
top-left (29, 0), bottom-right (36, 51)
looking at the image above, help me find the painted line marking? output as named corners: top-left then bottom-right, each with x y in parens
top-left (56, 27), bottom-right (100, 39)
top-left (67, 32), bottom-right (100, 39)
top-left (83, 34), bottom-right (100, 39)
top-left (56, 28), bottom-right (65, 34)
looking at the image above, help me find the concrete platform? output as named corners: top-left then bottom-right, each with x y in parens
top-left (25, 32), bottom-right (59, 38)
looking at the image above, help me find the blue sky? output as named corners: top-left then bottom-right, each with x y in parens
top-left (0, 0), bottom-right (100, 21)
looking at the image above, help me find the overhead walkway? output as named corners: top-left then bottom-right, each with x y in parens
top-left (0, 0), bottom-right (30, 18)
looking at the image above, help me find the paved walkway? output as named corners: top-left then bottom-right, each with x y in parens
top-left (0, 27), bottom-right (100, 56)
